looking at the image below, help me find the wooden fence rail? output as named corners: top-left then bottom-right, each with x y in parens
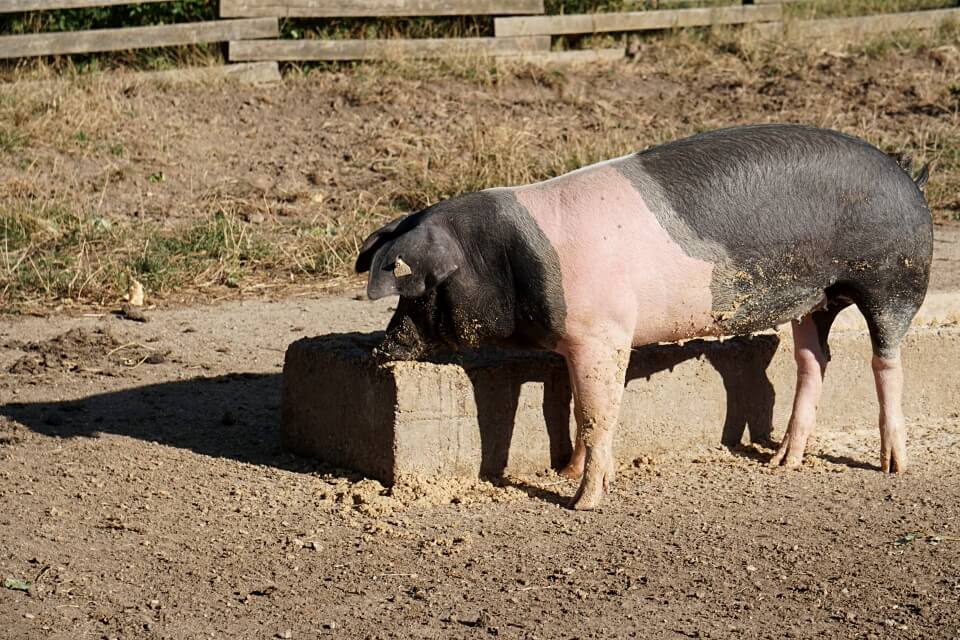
top-left (221, 0), bottom-right (544, 18)
top-left (0, 18), bottom-right (279, 59)
top-left (1, 0), bottom-right (169, 12)
top-left (785, 7), bottom-right (960, 40)
top-left (494, 4), bottom-right (781, 37)
top-left (2, 1), bottom-right (958, 65)
top-left (229, 34), bottom-right (549, 61)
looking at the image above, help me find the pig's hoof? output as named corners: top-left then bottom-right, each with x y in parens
top-left (568, 470), bottom-right (611, 510)
top-left (880, 451), bottom-right (907, 474)
top-left (880, 429), bottom-right (907, 474)
top-left (569, 490), bottom-right (602, 511)
top-left (558, 461), bottom-right (584, 480)
top-left (767, 449), bottom-right (804, 469)
top-left (768, 430), bottom-right (812, 468)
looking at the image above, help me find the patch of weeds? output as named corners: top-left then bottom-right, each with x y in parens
top-left (279, 15), bottom-right (490, 42)
top-left (0, 127), bottom-right (26, 153)
top-left (1, 211), bottom-right (40, 251)
top-left (856, 36), bottom-right (896, 59)
top-left (147, 171), bottom-right (165, 184)
top-left (0, 205), bottom-right (116, 304)
top-left (133, 211), bottom-right (269, 292)
top-left (947, 83), bottom-right (960, 110)
top-left (109, 142), bottom-right (124, 156)
top-left (0, 206), bottom-right (275, 307)
top-left (286, 208), bottom-right (389, 277)
top-left (936, 17), bottom-right (960, 40)
top-left (73, 57), bottom-right (100, 76)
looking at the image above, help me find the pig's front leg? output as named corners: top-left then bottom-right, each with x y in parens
top-left (562, 341), bottom-right (631, 511)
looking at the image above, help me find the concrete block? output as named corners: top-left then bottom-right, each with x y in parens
top-left (282, 324), bottom-right (960, 483)
top-left (283, 332), bottom-right (776, 483)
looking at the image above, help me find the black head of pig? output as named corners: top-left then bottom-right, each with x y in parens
top-left (355, 210), bottom-right (464, 361)
top-left (355, 192), bottom-right (566, 362)
top-left (356, 211), bottom-right (462, 301)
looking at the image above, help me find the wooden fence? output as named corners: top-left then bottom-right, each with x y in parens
top-left (2, 1), bottom-right (959, 67)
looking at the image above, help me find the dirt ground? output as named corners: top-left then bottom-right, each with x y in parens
top-left (2, 254), bottom-right (960, 638)
top-left (3, 40), bottom-right (960, 639)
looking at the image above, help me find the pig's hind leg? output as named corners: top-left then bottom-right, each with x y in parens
top-left (858, 297), bottom-right (921, 473)
top-left (561, 340), bottom-right (632, 510)
top-left (769, 305), bottom-right (846, 468)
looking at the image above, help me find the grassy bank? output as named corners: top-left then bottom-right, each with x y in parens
top-left (2, 24), bottom-right (959, 311)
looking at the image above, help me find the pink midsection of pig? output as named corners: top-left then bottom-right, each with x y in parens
top-left (511, 163), bottom-right (718, 353)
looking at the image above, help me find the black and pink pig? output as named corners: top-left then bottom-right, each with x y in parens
top-left (356, 124), bottom-right (932, 510)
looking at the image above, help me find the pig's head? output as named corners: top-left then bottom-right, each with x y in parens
top-left (355, 192), bottom-right (566, 362)
top-left (355, 210), bottom-right (467, 361)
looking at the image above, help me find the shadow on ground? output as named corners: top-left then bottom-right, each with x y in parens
top-left (0, 371), bottom-right (354, 475)
top-left (462, 334), bottom-right (780, 462)
top-left (3, 332), bottom-right (782, 496)
top-left (463, 334), bottom-right (780, 504)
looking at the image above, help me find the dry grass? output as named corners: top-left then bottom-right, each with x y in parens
top-left (1, 24), bottom-right (959, 311)
top-left (0, 45), bottom-right (224, 83)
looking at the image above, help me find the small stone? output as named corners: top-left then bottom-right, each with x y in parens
top-left (119, 303), bottom-right (148, 323)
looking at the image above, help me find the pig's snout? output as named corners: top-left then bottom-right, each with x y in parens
top-left (372, 339), bottom-right (424, 363)
top-left (374, 313), bottom-right (429, 363)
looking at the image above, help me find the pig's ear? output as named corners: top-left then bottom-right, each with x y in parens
top-left (355, 215), bottom-right (408, 274)
top-left (366, 226), bottom-right (461, 300)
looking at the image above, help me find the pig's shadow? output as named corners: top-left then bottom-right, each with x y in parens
top-left (462, 334), bottom-right (780, 504)
top-left (0, 371), bottom-right (302, 470)
top-left (1, 333), bottom-right (779, 507)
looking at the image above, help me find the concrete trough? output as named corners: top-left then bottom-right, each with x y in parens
top-left (281, 300), bottom-right (960, 484)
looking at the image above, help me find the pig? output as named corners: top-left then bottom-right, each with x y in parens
top-left (355, 124), bottom-right (933, 510)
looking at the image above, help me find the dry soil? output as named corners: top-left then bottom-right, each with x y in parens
top-left (2, 275), bottom-right (960, 639)
top-left (3, 44), bottom-right (960, 639)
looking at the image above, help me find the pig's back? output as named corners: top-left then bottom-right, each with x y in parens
top-left (617, 124), bottom-right (933, 334)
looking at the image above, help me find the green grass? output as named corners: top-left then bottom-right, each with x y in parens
top-left (0, 127), bottom-right (27, 153)
top-left (131, 211), bottom-right (270, 291)
top-left (0, 0), bottom-right (215, 35)
top-left (1, 206), bottom-right (114, 303)
top-left (0, 202), bottom-right (387, 309)
top-left (1, 207), bottom-right (265, 307)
